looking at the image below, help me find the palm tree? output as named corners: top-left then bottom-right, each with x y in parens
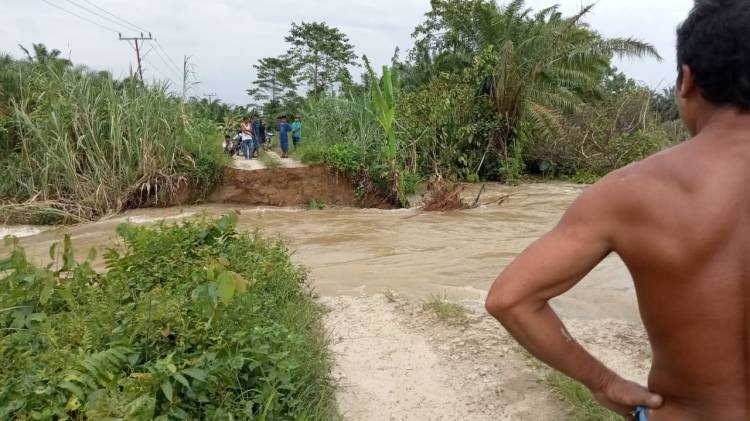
top-left (18, 43), bottom-right (71, 67)
top-left (413, 0), bottom-right (661, 177)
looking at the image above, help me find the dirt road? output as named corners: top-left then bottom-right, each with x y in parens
top-left (323, 294), bottom-right (651, 420)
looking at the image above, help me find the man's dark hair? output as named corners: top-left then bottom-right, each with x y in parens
top-left (677, 0), bottom-right (750, 110)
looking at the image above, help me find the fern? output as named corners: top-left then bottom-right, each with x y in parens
top-left (59, 346), bottom-right (132, 400)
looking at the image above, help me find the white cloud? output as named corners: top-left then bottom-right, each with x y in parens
top-left (1, 0), bottom-right (694, 104)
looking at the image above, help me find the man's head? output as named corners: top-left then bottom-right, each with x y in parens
top-left (295, 115), bottom-right (301, 121)
top-left (676, 0), bottom-right (750, 134)
top-left (225, 134), bottom-right (231, 140)
top-left (243, 117), bottom-right (250, 123)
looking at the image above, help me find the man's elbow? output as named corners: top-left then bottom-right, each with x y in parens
top-left (485, 285), bottom-right (524, 321)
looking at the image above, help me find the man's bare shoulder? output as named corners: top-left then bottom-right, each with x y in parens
top-left (579, 142), bottom-right (693, 219)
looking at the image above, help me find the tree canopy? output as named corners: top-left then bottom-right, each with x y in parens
top-left (284, 22), bottom-right (358, 95)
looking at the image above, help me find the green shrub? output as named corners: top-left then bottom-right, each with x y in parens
top-left (293, 142), bottom-right (327, 165)
top-left (309, 199), bottom-right (326, 210)
top-left (0, 214), bottom-right (338, 420)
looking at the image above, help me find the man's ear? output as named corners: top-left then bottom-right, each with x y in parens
top-left (678, 65), bottom-right (697, 99)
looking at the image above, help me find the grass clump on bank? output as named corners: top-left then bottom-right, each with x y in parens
top-left (423, 295), bottom-right (469, 324)
top-left (0, 214), bottom-right (338, 420)
top-left (0, 51), bottom-right (226, 225)
top-left (546, 372), bottom-right (619, 421)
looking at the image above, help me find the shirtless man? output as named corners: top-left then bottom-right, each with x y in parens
top-left (485, 1), bottom-right (750, 419)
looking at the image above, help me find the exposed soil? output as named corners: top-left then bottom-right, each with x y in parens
top-left (209, 165), bottom-right (362, 207)
top-left (323, 294), bottom-right (651, 420)
top-left (209, 155), bottom-right (393, 208)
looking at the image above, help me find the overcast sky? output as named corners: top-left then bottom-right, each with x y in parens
top-left (1, 0), bottom-right (693, 105)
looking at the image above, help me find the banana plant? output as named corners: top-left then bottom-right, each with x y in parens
top-left (363, 56), bottom-right (407, 207)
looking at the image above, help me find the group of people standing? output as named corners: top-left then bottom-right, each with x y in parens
top-left (225, 115), bottom-right (302, 160)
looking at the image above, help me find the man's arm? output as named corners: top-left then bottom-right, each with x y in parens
top-left (485, 179), bottom-right (662, 416)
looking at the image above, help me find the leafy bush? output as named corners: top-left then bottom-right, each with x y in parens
top-left (0, 214), bottom-right (338, 420)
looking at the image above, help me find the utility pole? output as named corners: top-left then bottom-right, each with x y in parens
top-left (205, 92), bottom-right (217, 102)
top-left (119, 32), bottom-right (153, 81)
top-left (182, 55), bottom-right (191, 102)
top-left (182, 55), bottom-right (199, 102)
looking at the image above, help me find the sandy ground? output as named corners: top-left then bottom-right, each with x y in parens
top-left (267, 151), bottom-right (306, 168)
top-left (230, 155), bottom-right (267, 171)
top-left (323, 294), bottom-right (651, 420)
top-left (229, 153), bottom-right (305, 171)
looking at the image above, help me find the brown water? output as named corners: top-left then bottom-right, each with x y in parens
top-left (0, 182), bottom-right (640, 323)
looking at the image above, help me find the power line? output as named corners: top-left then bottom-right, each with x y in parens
top-left (40, 0), bottom-right (120, 34)
top-left (154, 40), bottom-right (182, 75)
top-left (142, 46), bottom-right (154, 59)
top-left (79, 0), bottom-right (150, 33)
top-left (62, 0), bottom-right (141, 34)
top-left (143, 58), bottom-right (177, 86)
top-left (151, 44), bottom-right (182, 80)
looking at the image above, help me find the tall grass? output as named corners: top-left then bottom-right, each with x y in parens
top-left (0, 58), bottom-right (225, 224)
top-left (294, 94), bottom-right (401, 203)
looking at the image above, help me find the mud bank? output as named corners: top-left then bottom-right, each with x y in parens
top-left (209, 165), bottom-right (390, 208)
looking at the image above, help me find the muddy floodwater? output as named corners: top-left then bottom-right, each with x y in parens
top-left (0, 182), bottom-right (640, 323)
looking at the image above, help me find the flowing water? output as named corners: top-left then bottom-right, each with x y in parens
top-left (0, 182), bottom-right (640, 323)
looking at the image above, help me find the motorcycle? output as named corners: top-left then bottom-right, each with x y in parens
top-left (264, 131), bottom-right (274, 150)
top-left (223, 133), bottom-right (242, 157)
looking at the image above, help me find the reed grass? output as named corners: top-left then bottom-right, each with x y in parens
top-left (0, 59), bottom-right (226, 224)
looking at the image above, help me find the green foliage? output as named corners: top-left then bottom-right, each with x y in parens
top-left (253, 1), bottom-right (679, 198)
top-left (18, 43), bottom-right (71, 68)
top-left (247, 57), bottom-right (298, 114)
top-left (525, 87), bottom-right (675, 177)
top-left (186, 97), bottom-right (249, 136)
top-left (398, 74), bottom-right (502, 181)
top-left (415, 0), bottom-right (659, 180)
top-left (0, 49), bottom-right (227, 224)
top-left (285, 22), bottom-right (358, 95)
top-left (0, 215), bottom-right (338, 420)
top-left (292, 95), bottom-right (399, 199)
top-left (308, 199), bottom-right (326, 210)
top-left (651, 87), bottom-right (680, 122)
top-left (364, 57), bottom-right (408, 206)
top-left (546, 372), bottom-right (619, 420)
top-left (401, 0), bottom-right (667, 182)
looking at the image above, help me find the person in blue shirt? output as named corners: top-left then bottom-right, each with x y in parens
top-left (258, 120), bottom-right (267, 150)
top-left (291, 115), bottom-right (302, 148)
top-left (251, 117), bottom-right (262, 158)
top-left (278, 115), bottom-right (293, 158)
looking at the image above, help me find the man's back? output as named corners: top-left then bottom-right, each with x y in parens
top-left (608, 126), bottom-right (750, 419)
top-left (485, 1), bottom-right (750, 419)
